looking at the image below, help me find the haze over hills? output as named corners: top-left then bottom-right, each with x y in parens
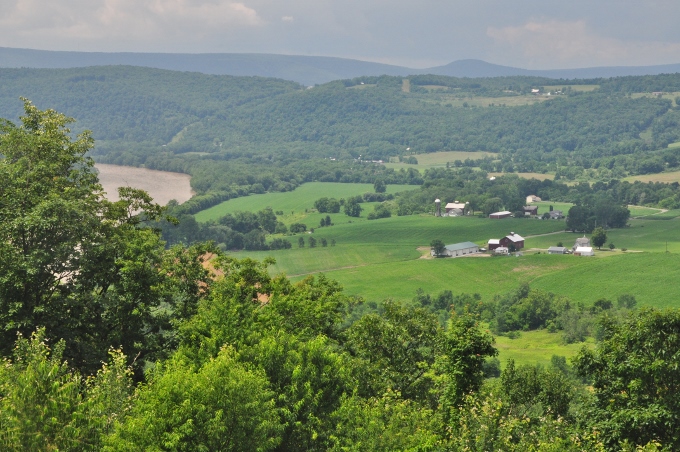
top-left (2, 47), bottom-right (680, 86)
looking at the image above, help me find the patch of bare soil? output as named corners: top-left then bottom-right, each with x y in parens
top-left (95, 164), bottom-right (193, 206)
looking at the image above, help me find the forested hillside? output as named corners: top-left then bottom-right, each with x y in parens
top-left (2, 66), bottom-right (680, 201)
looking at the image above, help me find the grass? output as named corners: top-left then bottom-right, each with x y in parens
top-left (495, 329), bottom-right (594, 368)
top-left (625, 170), bottom-right (680, 184)
top-left (542, 85), bottom-right (600, 92)
top-left (628, 205), bottom-right (664, 217)
top-left (383, 150), bottom-right (497, 172)
top-left (529, 201), bottom-right (573, 215)
top-left (217, 198), bottom-right (680, 367)
top-left (194, 182), bottom-right (413, 222)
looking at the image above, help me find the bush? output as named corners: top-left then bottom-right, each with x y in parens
top-left (290, 223), bottom-right (307, 233)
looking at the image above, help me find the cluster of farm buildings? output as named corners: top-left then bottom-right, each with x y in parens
top-left (431, 194), bottom-right (595, 258)
top-left (433, 234), bottom-right (594, 258)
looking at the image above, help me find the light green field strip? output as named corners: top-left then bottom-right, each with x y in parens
top-left (495, 330), bottom-right (594, 368)
top-left (194, 182), bottom-right (414, 222)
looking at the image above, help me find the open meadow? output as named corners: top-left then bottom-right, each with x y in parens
top-left (194, 182), bottom-right (414, 222)
top-left (383, 150), bottom-right (497, 171)
top-left (191, 183), bottom-right (680, 367)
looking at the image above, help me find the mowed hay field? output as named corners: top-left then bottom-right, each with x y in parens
top-left (96, 164), bottom-right (193, 205)
top-left (625, 170), bottom-right (680, 184)
top-left (194, 182), bottom-right (414, 222)
top-left (383, 150), bottom-right (497, 171)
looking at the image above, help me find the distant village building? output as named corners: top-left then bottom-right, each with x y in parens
top-left (573, 236), bottom-right (590, 252)
top-left (489, 211), bottom-right (512, 219)
top-left (574, 246), bottom-right (594, 256)
top-left (548, 246), bottom-right (568, 254)
top-left (500, 232), bottom-right (525, 250)
top-left (487, 239), bottom-right (501, 250)
top-left (434, 241), bottom-right (480, 257)
top-left (494, 246), bottom-right (509, 255)
top-left (548, 210), bottom-right (563, 219)
top-left (523, 206), bottom-right (538, 216)
top-left (526, 195), bottom-right (542, 203)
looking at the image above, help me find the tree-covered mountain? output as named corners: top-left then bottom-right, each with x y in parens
top-left (2, 66), bottom-right (680, 201)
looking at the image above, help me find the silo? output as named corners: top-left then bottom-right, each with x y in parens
top-left (435, 198), bottom-right (441, 217)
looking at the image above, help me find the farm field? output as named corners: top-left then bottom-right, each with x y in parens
top-left (542, 84), bottom-right (600, 92)
top-left (96, 163), bottom-right (193, 205)
top-left (214, 183), bottom-right (680, 368)
top-left (383, 150), bottom-right (497, 171)
top-left (488, 172), bottom-right (555, 181)
top-left (495, 329), bottom-right (595, 368)
top-left (529, 201), bottom-right (573, 215)
top-left (194, 182), bottom-right (414, 222)
top-left (625, 170), bottom-right (680, 184)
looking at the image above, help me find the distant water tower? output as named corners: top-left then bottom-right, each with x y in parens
top-left (435, 198), bottom-right (441, 217)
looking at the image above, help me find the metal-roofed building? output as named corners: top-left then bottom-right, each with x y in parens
top-left (435, 241), bottom-right (480, 257)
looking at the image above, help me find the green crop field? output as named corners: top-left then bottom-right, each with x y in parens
top-left (194, 182), bottom-right (414, 222)
top-left (495, 329), bottom-right (594, 368)
top-left (383, 150), bottom-right (497, 172)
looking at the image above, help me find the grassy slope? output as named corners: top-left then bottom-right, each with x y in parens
top-left (211, 188), bottom-right (680, 367)
top-left (194, 182), bottom-right (412, 222)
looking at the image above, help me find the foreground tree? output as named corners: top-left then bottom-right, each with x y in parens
top-left (0, 100), bottom-right (212, 375)
top-left (574, 308), bottom-right (680, 449)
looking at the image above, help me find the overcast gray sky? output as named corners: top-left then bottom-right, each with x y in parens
top-left (1, 0), bottom-right (680, 69)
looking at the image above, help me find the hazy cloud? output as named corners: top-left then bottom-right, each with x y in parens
top-left (1, 1), bottom-right (679, 68)
top-left (487, 19), bottom-right (680, 68)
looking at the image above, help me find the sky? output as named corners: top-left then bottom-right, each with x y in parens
top-left (1, 0), bottom-right (680, 69)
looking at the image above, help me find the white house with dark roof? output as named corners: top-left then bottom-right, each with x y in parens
top-left (573, 236), bottom-right (590, 251)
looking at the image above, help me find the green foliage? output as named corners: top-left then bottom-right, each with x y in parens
top-left (373, 179), bottom-right (386, 193)
top-left (574, 308), bottom-right (680, 449)
top-left (438, 312), bottom-right (497, 423)
top-left (0, 329), bottom-right (133, 451)
top-left (591, 227), bottom-right (607, 249)
top-left (344, 195), bottom-right (363, 217)
top-left (430, 239), bottom-right (446, 257)
top-left (329, 393), bottom-right (441, 451)
top-left (104, 347), bottom-right (282, 451)
top-left (346, 301), bottom-right (442, 404)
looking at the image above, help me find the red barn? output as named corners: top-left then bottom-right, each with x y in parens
top-left (499, 232), bottom-right (524, 250)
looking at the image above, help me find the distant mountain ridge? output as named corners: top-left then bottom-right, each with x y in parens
top-left (2, 46), bottom-right (680, 85)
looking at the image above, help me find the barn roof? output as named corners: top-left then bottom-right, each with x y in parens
top-left (445, 202), bottom-right (466, 209)
top-left (445, 241), bottom-right (479, 251)
top-left (488, 239), bottom-right (500, 245)
top-left (548, 246), bottom-right (567, 252)
top-left (505, 233), bottom-right (524, 242)
top-left (490, 211), bottom-right (512, 216)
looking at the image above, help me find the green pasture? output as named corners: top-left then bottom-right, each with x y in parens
top-left (383, 150), bottom-right (497, 172)
top-left (529, 201), bottom-right (573, 215)
top-left (311, 252), bottom-right (680, 308)
top-left (542, 85), bottom-right (600, 92)
top-left (495, 329), bottom-right (594, 368)
top-left (194, 182), bottom-right (413, 222)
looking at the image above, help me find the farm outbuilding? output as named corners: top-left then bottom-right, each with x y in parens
top-left (548, 246), bottom-right (568, 254)
top-left (523, 206), bottom-right (538, 216)
top-left (488, 238), bottom-right (501, 250)
top-left (494, 246), bottom-right (509, 255)
top-left (549, 210), bottom-right (563, 219)
top-left (434, 241), bottom-right (480, 257)
top-left (526, 195), bottom-right (542, 203)
top-left (574, 246), bottom-right (594, 256)
top-left (573, 236), bottom-right (590, 251)
top-left (489, 211), bottom-right (512, 219)
top-left (500, 232), bottom-right (525, 250)
top-left (445, 202), bottom-right (466, 215)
